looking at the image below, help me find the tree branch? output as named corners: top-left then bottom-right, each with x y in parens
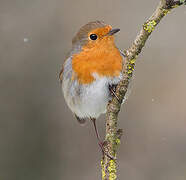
top-left (102, 0), bottom-right (185, 179)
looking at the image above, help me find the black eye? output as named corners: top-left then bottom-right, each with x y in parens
top-left (90, 34), bottom-right (97, 40)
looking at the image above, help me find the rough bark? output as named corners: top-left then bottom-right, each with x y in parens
top-left (102, 1), bottom-right (185, 179)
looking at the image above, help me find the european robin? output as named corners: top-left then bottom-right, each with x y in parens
top-left (59, 20), bottom-right (124, 157)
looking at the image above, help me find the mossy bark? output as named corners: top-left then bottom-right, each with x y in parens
top-left (102, 0), bottom-right (185, 179)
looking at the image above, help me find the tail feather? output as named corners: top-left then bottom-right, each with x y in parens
top-left (74, 114), bottom-right (87, 125)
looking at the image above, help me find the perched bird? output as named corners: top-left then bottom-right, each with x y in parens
top-left (59, 20), bottom-right (124, 155)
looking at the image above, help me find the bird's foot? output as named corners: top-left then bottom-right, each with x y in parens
top-left (98, 141), bottom-right (116, 160)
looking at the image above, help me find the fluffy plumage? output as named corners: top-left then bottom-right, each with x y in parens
top-left (60, 21), bottom-right (124, 122)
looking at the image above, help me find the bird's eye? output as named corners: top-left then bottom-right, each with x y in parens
top-left (89, 34), bottom-right (97, 40)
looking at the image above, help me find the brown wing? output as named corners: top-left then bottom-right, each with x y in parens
top-left (74, 114), bottom-right (87, 125)
top-left (59, 53), bottom-right (73, 84)
top-left (59, 64), bottom-right (64, 83)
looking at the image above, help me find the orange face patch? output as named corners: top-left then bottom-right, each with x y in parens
top-left (85, 25), bottom-right (112, 49)
top-left (72, 34), bottom-right (122, 84)
top-left (88, 25), bottom-right (112, 38)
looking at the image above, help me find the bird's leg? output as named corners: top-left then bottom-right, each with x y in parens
top-left (109, 84), bottom-right (121, 103)
top-left (90, 118), bottom-right (115, 160)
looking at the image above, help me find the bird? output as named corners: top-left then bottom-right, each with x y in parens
top-left (59, 20), bottom-right (124, 156)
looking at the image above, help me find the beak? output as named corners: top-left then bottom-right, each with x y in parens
top-left (106, 28), bottom-right (120, 36)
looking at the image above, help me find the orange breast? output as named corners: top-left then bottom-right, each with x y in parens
top-left (72, 42), bottom-right (123, 84)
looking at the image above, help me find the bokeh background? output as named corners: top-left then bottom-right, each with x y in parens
top-left (0, 0), bottom-right (186, 179)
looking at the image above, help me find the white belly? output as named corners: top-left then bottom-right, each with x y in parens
top-left (62, 73), bottom-right (122, 119)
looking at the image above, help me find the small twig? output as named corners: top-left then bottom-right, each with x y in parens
top-left (101, 0), bottom-right (185, 179)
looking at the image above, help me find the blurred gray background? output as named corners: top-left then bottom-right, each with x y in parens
top-left (0, 0), bottom-right (186, 179)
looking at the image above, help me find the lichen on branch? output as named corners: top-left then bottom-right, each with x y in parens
top-left (101, 0), bottom-right (185, 179)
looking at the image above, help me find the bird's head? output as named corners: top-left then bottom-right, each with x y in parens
top-left (72, 21), bottom-right (120, 52)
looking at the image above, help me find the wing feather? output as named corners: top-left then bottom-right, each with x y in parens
top-left (59, 64), bottom-right (64, 83)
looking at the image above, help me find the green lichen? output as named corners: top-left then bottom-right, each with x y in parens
top-left (143, 20), bottom-right (157, 33)
top-left (127, 58), bottom-right (136, 76)
top-left (180, 0), bottom-right (186, 5)
top-left (172, 4), bottom-right (179, 8)
top-left (162, 8), bottom-right (170, 15)
top-left (116, 138), bottom-right (121, 145)
top-left (108, 160), bottom-right (117, 180)
top-left (130, 59), bottom-right (136, 64)
top-left (101, 159), bottom-right (106, 179)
